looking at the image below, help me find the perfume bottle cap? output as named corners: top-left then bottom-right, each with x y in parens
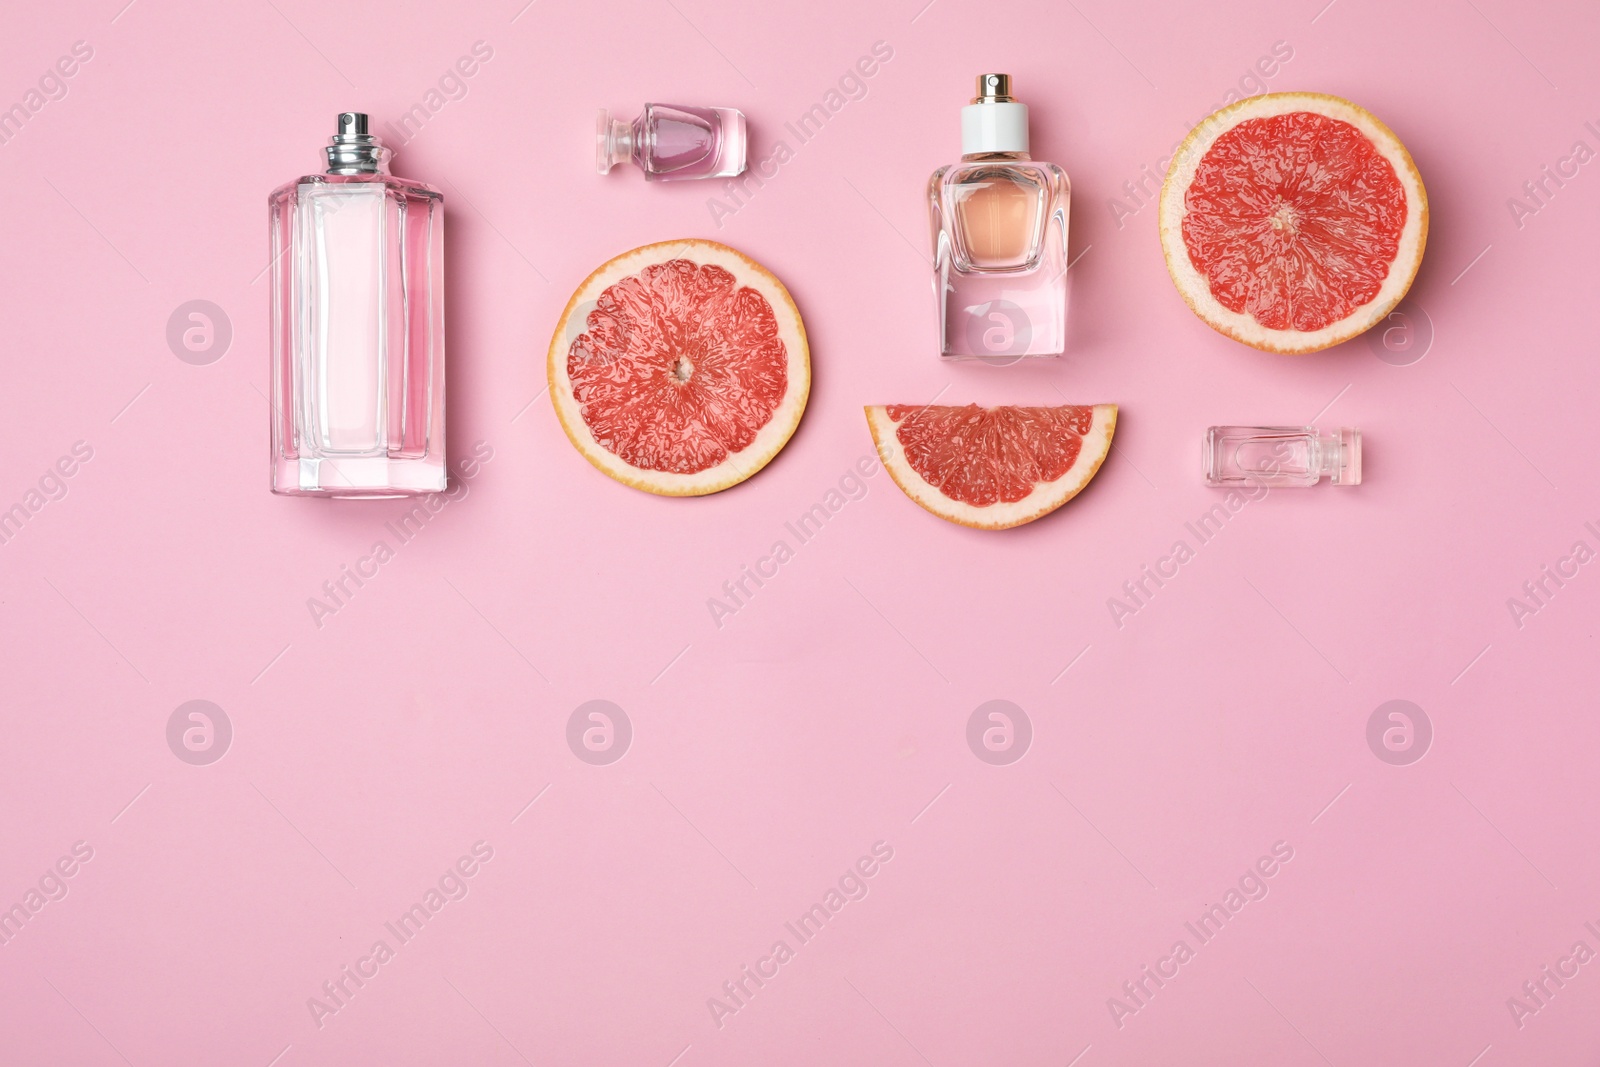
top-left (596, 108), bottom-right (633, 174)
top-left (1331, 427), bottom-right (1362, 485)
top-left (325, 112), bottom-right (391, 175)
top-left (962, 73), bottom-right (1029, 155)
top-left (972, 74), bottom-right (1015, 102)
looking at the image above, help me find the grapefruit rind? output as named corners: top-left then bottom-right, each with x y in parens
top-left (547, 239), bottom-right (810, 496)
top-left (865, 404), bottom-right (1117, 530)
top-left (1159, 92), bottom-right (1428, 354)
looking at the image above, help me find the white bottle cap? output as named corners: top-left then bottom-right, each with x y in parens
top-left (960, 74), bottom-right (1029, 155)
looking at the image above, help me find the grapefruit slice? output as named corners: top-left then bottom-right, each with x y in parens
top-left (866, 404), bottom-right (1116, 530)
top-left (548, 239), bottom-right (809, 495)
top-left (1159, 92), bottom-right (1427, 354)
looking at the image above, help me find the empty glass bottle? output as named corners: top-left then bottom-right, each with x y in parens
top-left (1203, 426), bottom-right (1362, 487)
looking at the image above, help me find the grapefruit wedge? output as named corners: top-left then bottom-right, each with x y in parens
top-left (1160, 92), bottom-right (1427, 354)
top-left (548, 239), bottom-right (809, 495)
top-left (866, 404), bottom-right (1116, 530)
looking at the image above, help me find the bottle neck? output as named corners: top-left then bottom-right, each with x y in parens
top-left (960, 150), bottom-right (1032, 163)
top-left (325, 134), bottom-right (391, 175)
top-left (597, 111), bottom-right (636, 174)
top-left (1312, 428), bottom-right (1362, 485)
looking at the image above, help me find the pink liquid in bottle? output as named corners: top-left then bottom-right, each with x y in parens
top-left (597, 104), bottom-right (747, 181)
top-left (268, 113), bottom-right (445, 497)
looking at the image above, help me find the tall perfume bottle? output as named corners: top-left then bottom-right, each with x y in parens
top-left (1203, 426), bottom-right (1362, 487)
top-left (597, 104), bottom-right (747, 181)
top-left (929, 74), bottom-right (1070, 361)
top-left (268, 113), bottom-right (445, 497)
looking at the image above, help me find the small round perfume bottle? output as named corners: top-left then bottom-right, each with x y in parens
top-left (596, 104), bottom-right (747, 181)
top-left (1202, 426), bottom-right (1362, 488)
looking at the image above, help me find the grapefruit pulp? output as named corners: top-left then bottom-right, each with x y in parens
top-left (866, 404), bottom-right (1116, 530)
top-left (548, 239), bottom-right (809, 495)
top-left (1159, 92), bottom-right (1427, 353)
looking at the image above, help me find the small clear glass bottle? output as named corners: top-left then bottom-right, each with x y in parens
top-left (929, 74), bottom-right (1070, 361)
top-left (597, 104), bottom-right (746, 181)
top-left (268, 114), bottom-right (445, 497)
top-left (1203, 426), bottom-right (1362, 487)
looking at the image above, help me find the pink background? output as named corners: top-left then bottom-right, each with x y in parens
top-left (3, 0), bottom-right (1599, 1063)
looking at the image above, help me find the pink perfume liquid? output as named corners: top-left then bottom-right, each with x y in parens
top-left (597, 104), bottom-right (746, 181)
top-left (269, 114), bottom-right (445, 497)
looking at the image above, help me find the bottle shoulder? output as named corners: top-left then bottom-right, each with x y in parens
top-left (269, 173), bottom-right (443, 204)
top-left (937, 157), bottom-right (1069, 184)
top-left (1034, 160), bottom-right (1070, 186)
top-left (383, 174), bottom-right (444, 198)
top-left (930, 160), bottom-right (1070, 209)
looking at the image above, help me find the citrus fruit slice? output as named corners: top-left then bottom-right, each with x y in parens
top-left (865, 403), bottom-right (1116, 529)
top-left (1159, 92), bottom-right (1427, 354)
top-left (548, 239), bottom-right (809, 495)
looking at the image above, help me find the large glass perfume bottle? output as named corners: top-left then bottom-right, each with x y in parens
top-left (929, 74), bottom-right (1070, 361)
top-left (597, 104), bottom-right (746, 181)
top-left (1203, 426), bottom-right (1362, 487)
top-left (268, 113), bottom-right (445, 497)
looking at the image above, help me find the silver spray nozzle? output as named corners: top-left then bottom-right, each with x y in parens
top-left (324, 112), bottom-right (390, 175)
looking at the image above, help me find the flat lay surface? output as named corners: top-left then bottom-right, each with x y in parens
top-left (2, 0), bottom-right (1598, 1064)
